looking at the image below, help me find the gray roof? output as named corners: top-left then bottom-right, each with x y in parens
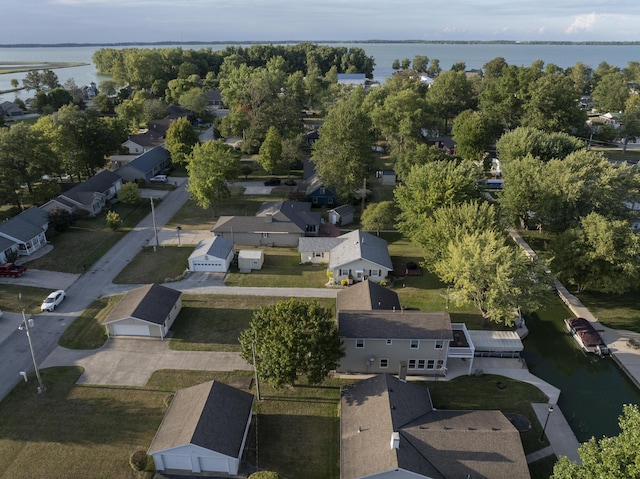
top-left (121, 146), bottom-right (170, 175)
top-left (328, 204), bottom-right (354, 217)
top-left (329, 230), bottom-right (393, 270)
top-left (341, 374), bottom-right (530, 479)
top-left (189, 235), bottom-right (233, 260)
top-left (213, 201), bottom-right (321, 235)
top-left (165, 103), bottom-right (190, 120)
top-left (127, 129), bottom-right (165, 148)
top-left (0, 235), bottom-right (16, 253)
top-left (0, 210), bottom-right (46, 243)
top-left (17, 206), bottom-right (49, 227)
top-left (60, 170), bottom-right (121, 206)
top-left (339, 310), bottom-right (453, 341)
top-left (103, 283), bottom-right (181, 325)
top-left (298, 236), bottom-right (345, 253)
top-left (337, 280), bottom-right (401, 311)
top-left (148, 380), bottom-right (253, 458)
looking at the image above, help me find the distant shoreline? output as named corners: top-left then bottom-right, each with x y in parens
top-left (2, 40), bottom-right (640, 48)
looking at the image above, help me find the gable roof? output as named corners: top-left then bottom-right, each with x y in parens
top-left (0, 206), bottom-right (48, 243)
top-left (17, 206), bottom-right (49, 227)
top-left (337, 279), bottom-right (401, 311)
top-left (190, 235), bottom-right (233, 260)
top-left (339, 310), bottom-right (453, 341)
top-left (104, 283), bottom-right (181, 325)
top-left (329, 230), bottom-right (393, 271)
top-left (148, 380), bottom-right (253, 458)
top-left (328, 204), bottom-right (354, 217)
top-left (341, 374), bottom-right (530, 479)
top-left (122, 145), bottom-right (170, 174)
top-left (59, 170), bottom-right (121, 206)
top-left (298, 236), bottom-right (346, 253)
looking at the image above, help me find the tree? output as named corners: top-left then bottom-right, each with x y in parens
top-left (98, 80), bottom-right (117, 96)
top-left (186, 140), bottom-right (240, 217)
top-left (30, 181), bottom-right (61, 205)
top-left (401, 58), bottom-right (411, 70)
top-left (178, 87), bottom-right (209, 116)
top-left (310, 89), bottom-right (374, 201)
top-left (165, 117), bottom-right (200, 166)
top-left (426, 70), bottom-right (476, 129)
top-left (499, 154), bottom-right (546, 229)
top-left (392, 59), bottom-right (400, 71)
top-left (495, 127), bottom-right (584, 165)
top-left (482, 57), bottom-right (508, 80)
top-left (552, 404), bottom-right (640, 479)
top-left (452, 109), bottom-right (500, 164)
top-left (48, 207), bottom-right (74, 232)
top-left (258, 126), bottom-right (283, 174)
top-left (106, 211), bottom-right (121, 231)
top-left (393, 143), bottom-right (456, 181)
top-left (141, 98), bottom-right (167, 124)
top-left (117, 182), bottom-right (141, 204)
top-left (592, 72), bottom-right (629, 113)
top-left (239, 299), bottom-right (344, 388)
top-left (93, 93), bottom-right (114, 114)
top-left (361, 201), bottom-right (398, 235)
top-left (413, 55), bottom-right (429, 73)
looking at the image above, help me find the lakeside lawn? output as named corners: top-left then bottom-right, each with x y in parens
top-left (113, 246), bottom-right (192, 284)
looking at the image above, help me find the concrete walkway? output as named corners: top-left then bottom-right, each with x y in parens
top-left (531, 402), bottom-right (581, 463)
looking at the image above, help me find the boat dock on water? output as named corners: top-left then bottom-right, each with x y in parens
top-left (565, 317), bottom-right (609, 357)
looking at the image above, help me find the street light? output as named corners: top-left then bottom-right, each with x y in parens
top-left (539, 404), bottom-right (554, 442)
top-left (18, 310), bottom-right (46, 394)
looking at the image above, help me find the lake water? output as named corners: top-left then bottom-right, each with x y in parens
top-left (1, 42), bottom-right (640, 101)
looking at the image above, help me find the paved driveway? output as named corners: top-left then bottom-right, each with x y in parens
top-left (233, 181), bottom-right (276, 195)
top-left (0, 268), bottom-right (80, 290)
top-left (41, 338), bottom-right (251, 387)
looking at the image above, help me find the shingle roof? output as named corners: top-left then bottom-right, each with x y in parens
top-left (60, 170), bottom-right (121, 206)
top-left (123, 146), bottom-right (170, 174)
top-left (103, 283), bottom-right (181, 325)
top-left (338, 310), bottom-right (453, 341)
top-left (329, 230), bottom-right (393, 270)
top-left (337, 280), bottom-right (401, 311)
top-left (16, 206), bottom-right (49, 227)
top-left (298, 236), bottom-right (345, 253)
top-left (341, 374), bottom-right (530, 479)
top-left (328, 204), bottom-right (354, 217)
top-left (213, 201), bottom-right (321, 235)
top-left (189, 235), bottom-right (233, 260)
top-left (148, 380), bottom-right (253, 458)
top-left (0, 217), bottom-right (43, 243)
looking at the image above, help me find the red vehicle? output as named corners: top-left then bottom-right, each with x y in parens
top-left (0, 262), bottom-right (27, 278)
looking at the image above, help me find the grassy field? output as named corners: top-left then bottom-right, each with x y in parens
top-left (0, 284), bottom-right (52, 314)
top-left (0, 61), bottom-right (87, 74)
top-left (58, 296), bottom-right (120, 349)
top-left (26, 199), bottom-right (152, 274)
top-left (113, 246), bottom-right (192, 284)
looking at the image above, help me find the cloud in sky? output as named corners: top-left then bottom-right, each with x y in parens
top-left (3, 0), bottom-right (640, 43)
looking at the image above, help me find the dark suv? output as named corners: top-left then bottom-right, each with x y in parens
top-left (264, 178), bottom-right (281, 186)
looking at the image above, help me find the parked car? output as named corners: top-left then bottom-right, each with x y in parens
top-left (264, 178), bottom-right (281, 186)
top-left (0, 262), bottom-right (27, 278)
top-left (150, 175), bottom-right (168, 183)
top-left (41, 290), bottom-right (66, 312)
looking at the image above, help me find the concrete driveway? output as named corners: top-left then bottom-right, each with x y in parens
top-left (233, 181), bottom-right (276, 195)
top-left (0, 268), bottom-right (80, 290)
top-left (41, 338), bottom-right (251, 387)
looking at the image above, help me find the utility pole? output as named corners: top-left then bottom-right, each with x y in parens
top-left (150, 197), bottom-right (159, 252)
top-left (251, 342), bottom-right (261, 401)
top-left (20, 311), bottom-right (46, 394)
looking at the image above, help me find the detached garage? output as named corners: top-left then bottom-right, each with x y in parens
top-left (148, 380), bottom-right (254, 476)
top-left (103, 283), bottom-right (182, 339)
top-left (188, 235), bottom-right (234, 273)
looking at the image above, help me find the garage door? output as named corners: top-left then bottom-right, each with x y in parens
top-left (199, 456), bottom-right (230, 473)
top-left (161, 454), bottom-right (192, 471)
top-left (191, 262), bottom-right (225, 272)
top-left (111, 324), bottom-right (150, 336)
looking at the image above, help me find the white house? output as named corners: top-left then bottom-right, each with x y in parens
top-left (103, 284), bottom-right (182, 339)
top-left (329, 230), bottom-right (393, 284)
top-left (238, 249), bottom-right (264, 271)
top-left (149, 380), bottom-right (254, 476)
top-left (0, 207), bottom-right (49, 260)
top-left (188, 236), bottom-right (234, 272)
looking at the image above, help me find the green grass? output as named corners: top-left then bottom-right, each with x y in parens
top-left (0, 284), bottom-right (52, 314)
top-left (225, 247), bottom-right (329, 287)
top-left (26, 199), bottom-right (152, 273)
top-left (113, 246), bottom-right (192, 284)
top-left (529, 455), bottom-right (559, 479)
top-left (58, 296), bottom-right (120, 349)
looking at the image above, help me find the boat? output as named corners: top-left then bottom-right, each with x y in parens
top-left (564, 317), bottom-right (609, 357)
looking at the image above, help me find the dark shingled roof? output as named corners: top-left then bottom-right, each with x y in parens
top-left (124, 145), bottom-right (171, 174)
top-left (212, 201), bottom-right (321, 235)
top-left (337, 279), bottom-right (401, 311)
top-left (341, 374), bottom-right (530, 479)
top-left (148, 380), bottom-right (254, 458)
top-left (0, 207), bottom-right (48, 243)
top-left (339, 310), bottom-right (453, 341)
top-left (103, 283), bottom-right (181, 325)
top-left (60, 170), bottom-right (121, 206)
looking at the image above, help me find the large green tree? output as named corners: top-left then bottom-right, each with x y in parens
top-left (591, 72), bottom-right (630, 113)
top-left (239, 299), bottom-right (344, 387)
top-left (165, 117), bottom-right (200, 166)
top-left (426, 70), bottom-right (476, 130)
top-left (452, 109), bottom-right (500, 164)
top-left (258, 126), bottom-right (283, 174)
top-left (496, 127), bottom-right (585, 165)
top-left (499, 154), bottom-right (546, 229)
top-left (360, 201), bottom-right (398, 235)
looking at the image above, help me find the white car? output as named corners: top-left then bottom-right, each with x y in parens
top-left (149, 175), bottom-right (168, 183)
top-left (41, 290), bottom-right (66, 312)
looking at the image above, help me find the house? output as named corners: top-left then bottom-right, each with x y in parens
top-left (337, 279), bottom-right (401, 311)
top-left (166, 103), bottom-right (190, 120)
top-left (122, 130), bottom-right (165, 154)
top-left (80, 82), bottom-right (99, 100)
top-left (428, 136), bottom-right (457, 155)
top-left (188, 236), bottom-right (234, 272)
top-left (329, 229), bottom-right (393, 284)
top-left (149, 380), bottom-right (253, 476)
top-left (238, 249), bottom-right (264, 271)
top-left (103, 283), bottom-right (182, 339)
top-left (302, 160), bottom-right (339, 207)
top-left (41, 170), bottom-right (122, 217)
top-left (0, 207), bottom-right (49, 260)
top-left (212, 201), bottom-right (322, 247)
top-left (0, 100), bottom-right (23, 117)
top-left (376, 170), bottom-right (397, 186)
top-left (327, 204), bottom-right (354, 226)
top-left (298, 236), bottom-right (345, 264)
top-left (337, 73), bottom-right (368, 86)
top-left (206, 90), bottom-right (223, 111)
top-left (115, 145), bottom-right (171, 183)
top-left (419, 74), bottom-right (435, 86)
top-left (341, 374), bottom-right (530, 479)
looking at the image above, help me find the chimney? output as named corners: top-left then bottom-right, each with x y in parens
top-left (390, 432), bottom-right (400, 449)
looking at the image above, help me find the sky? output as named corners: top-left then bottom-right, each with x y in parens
top-left (3, 0), bottom-right (640, 44)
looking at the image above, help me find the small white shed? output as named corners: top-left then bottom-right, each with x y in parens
top-left (327, 204), bottom-right (355, 226)
top-left (238, 249), bottom-right (264, 271)
top-left (188, 236), bottom-right (234, 272)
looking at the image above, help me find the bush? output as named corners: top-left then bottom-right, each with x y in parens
top-left (380, 280), bottom-right (388, 286)
top-left (248, 471), bottom-right (281, 479)
top-left (118, 182), bottom-right (141, 204)
top-left (106, 210), bottom-right (121, 231)
top-left (341, 278), bottom-right (349, 287)
top-left (129, 450), bottom-right (148, 471)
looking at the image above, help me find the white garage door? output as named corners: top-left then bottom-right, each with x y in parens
top-left (199, 456), bottom-right (230, 473)
top-left (191, 261), bottom-right (226, 272)
top-left (111, 323), bottom-right (150, 336)
top-left (161, 454), bottom-right (192, 471)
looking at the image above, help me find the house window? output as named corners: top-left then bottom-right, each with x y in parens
top-left (408, 359), bottom-right (417, 369)
top-left (320, 187), bottom-right (326, 195)
top-left (370, 269), bottom-right (379, 277)
top-left (380, 358), bottom-right (389, 368)
top-left (435, 340), bottom-right (444, 349)
top-left (417, 359), bottom-right (426, 369)
top-left (313, 252), bottom-right (323, 258)
top-left (427, 360), bottom-right (435, 369)
top-left (356, 339), bottom-right (365, 349)
top-left (386, 339), bottom-right (392, 345)
top-left (437, 359), bottom-right (444, 369)
top-left (410, 340), bottom-right (419, 349)
top-left (312, 197), bottom-right (318, 204)
top-left (340, 269), bottom-right (350, 276)
top-left (327, 198), bottom-right (334, 205)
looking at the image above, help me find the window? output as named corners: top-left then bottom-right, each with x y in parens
top-left (340, 269), bottom-right (350, 276)
top-left (313, 252), bottom-right (323, 258)
top-left (417, 359), bottom-right (426, 369)
top-left (410, 340), bottom-right (419, 349)
top-left (386, 339), bottom-right (392, 345)
top-left (370, 269), bottom-right (379, 277)
top-left (427, 359), bottom-right (435, 369)
top-left (437, 359), bottom-right (444, 369)
top-left (380, 358), bottom-right (389, 368)
top-left (408, 359), bottom-right (417, 369)
top-left (435, 340), bottom-right (444, 349)
top-left (356, 339), bottom-right (365, 349)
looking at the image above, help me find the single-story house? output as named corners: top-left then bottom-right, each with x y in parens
top-left (166, 103), bottom-right (190, 120)
top-left (115, 145), bottom-right (171, 183)
top-left (327, 204), bottom-right (354, 226)
top-left (206, 90), bottom-right (223, 111)
top-left (188, 235), bottom-right (234, 273)
top-left (337, 73), bottom-right (367, 86)
top-left (0, 100), bottom-right (23, 117)
top-left (122, 130), bottom-right (165, 155)
top-left (341, 374), bottom-right (530, 479)
top-left (376, 170), bottom-right (397, 186)
top-left (329, 229), bottom-right (393, 284)
top-left (212, 201), bottom-right (321, 248)
top-left (428, 136), bottom-right (457, 155)
top-left (298, 236), bottom-right (344, 264)
top-left (41, 170), bottom-right (123, 217)
top-left (238, 249), bottom-right (264, 271)
top-left (0, 206), bottom-right (50, 260)
top-left (103, 283), bottom-right (182, 339)
top-left (149, 380), bottom-right (254, 476)
top-left (336, 279), bottom-right (401, 311)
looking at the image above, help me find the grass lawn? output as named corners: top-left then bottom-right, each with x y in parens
top-left (169, 295), bottom-right (336, 351)
top-left (26, 199), bottom-right (152, 274)
top-left (113, 246), bottom-right (192, 284)
top-left (225, 247), bottom-right (329, 288)
top-left (58, 296), bottom-right (120, 349)
top-left (0, 284), bottom-right (52, 315)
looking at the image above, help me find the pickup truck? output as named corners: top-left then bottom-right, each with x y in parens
top-left (0, 262), bottom-right (27, 278)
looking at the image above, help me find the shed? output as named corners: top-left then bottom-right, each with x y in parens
top-left (149, 380), bottom-right (254, 476)
top-left (327, 204), bottom-right (354, 226)
top-left (238, 249), bottom-right (264, 271)
top-left (376, 170), bottom-right (397, 186)
top-left (188, 236), bottom-right (234, 272)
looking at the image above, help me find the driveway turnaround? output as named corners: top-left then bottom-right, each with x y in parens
top-left (41, 338), bottom-right (251, 387)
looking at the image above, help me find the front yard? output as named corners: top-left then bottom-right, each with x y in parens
top-left (113, 246), bottom-right (192, 284)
